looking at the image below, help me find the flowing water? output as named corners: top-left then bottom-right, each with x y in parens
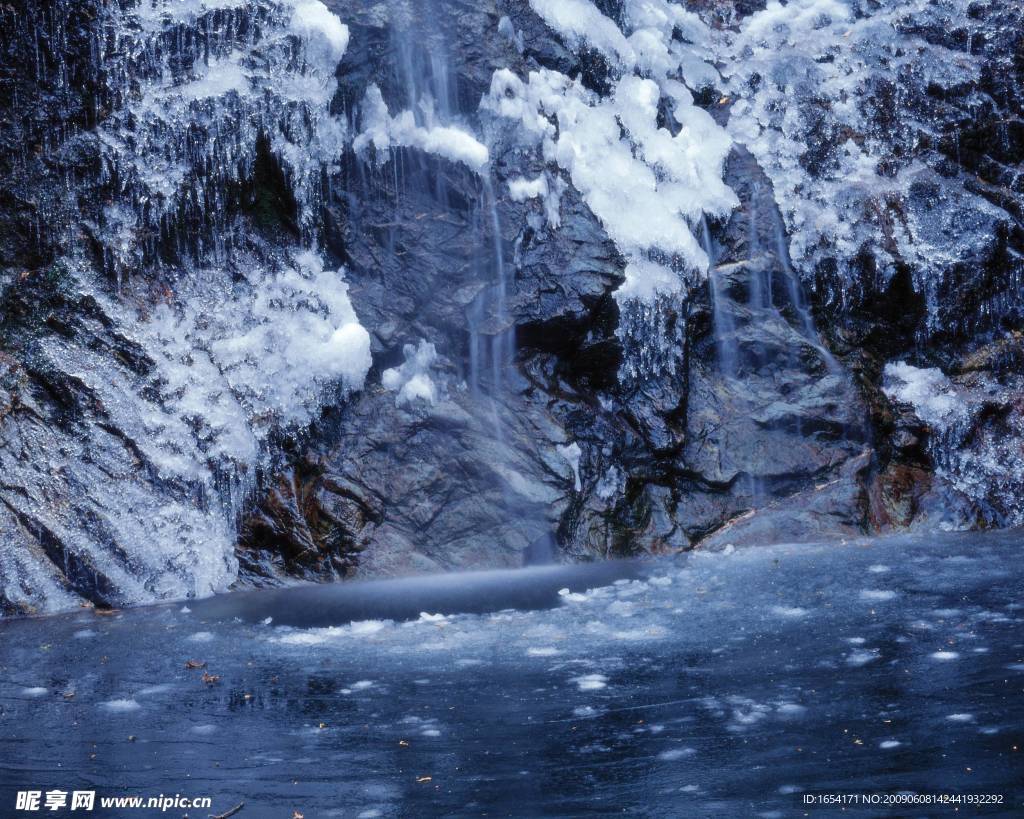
top-left (1, 531), bottom-right (1021, 817)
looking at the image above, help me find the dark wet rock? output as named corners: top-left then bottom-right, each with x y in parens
top-left (697, 451), bottom-right (874, 550)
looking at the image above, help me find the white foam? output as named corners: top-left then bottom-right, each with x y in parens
top-left (658, 748), bottom-right (696, 761)
top-left (860, 590), bottom-right (897, 602)
top-left (572, 673), bottom-right (608, 691)
top-left (101, 699), bottom-right (142, 712)
top-left (846, 648), bottom-right (880, 667)
top-left (137, 684), bottom-right (174, 696)
top-left (771, 606), bottom-right (809, 618)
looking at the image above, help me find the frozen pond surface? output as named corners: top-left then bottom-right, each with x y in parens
top-left (1, 532), bottom-right (1022, 817)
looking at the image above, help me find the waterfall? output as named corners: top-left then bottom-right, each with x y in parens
top-left (701, 216), bottom-right (737, 378)
top-left (770, 210), bottom-right (842, 374)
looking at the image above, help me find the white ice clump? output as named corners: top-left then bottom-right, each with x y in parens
top-left (528, 0), bottom-right (635, 67)
top-left (557, 443), bottom-right (583, 492)
top-left (146, 251), bottom-right (370, 457)
top-left (572, 673), bottom-right (609, 691)
top-left (355, 85), bottom-right (489, 171)
top-left (859, 590), bottom-right (897, 602)
top-left (289, 0), bottom-right (350, 66)
top-left (658, 748), bottom-right (696, 761)
top-left (882, 363), bottom-right (963, 428)
top-left (508, 174), bottom-right (567, 229)
top-left (846, 648), bottom-right (880, 667)
top-left (382, 340), bottom-right (442, 408)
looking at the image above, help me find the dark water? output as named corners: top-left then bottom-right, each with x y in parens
top-left (1, 532), bottom-right (1022, 817)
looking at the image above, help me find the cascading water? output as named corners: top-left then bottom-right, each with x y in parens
top-left (701, 216), bottom-right (737, 378)
top-left (352, 14), bottom-right (547, 563)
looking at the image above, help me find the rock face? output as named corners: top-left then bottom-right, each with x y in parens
top-left (1, 0), bottom-right (1021, 613)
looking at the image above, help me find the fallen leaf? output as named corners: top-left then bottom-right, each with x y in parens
top-left (185, 659), bottom-right (207, 670)
top-left (201, 671), bottom-right (221, 685)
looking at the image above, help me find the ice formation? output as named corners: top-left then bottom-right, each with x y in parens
top-left (482, 61), bottom-right (735, 302)
top-left (355, 84), bottom-right (490, 172)
top-left (721, 0), bottom-right (1021, 336)
top-left (481, 0), bottom-right (737, 381)
top-left (556, 442), bottom-right (583, 492)
top-left (883, 361), bottom-right (1024, 526)
top-left (882, 363), bottom-right (963, 428)
top-left (0, 0), bottom-right (370, 612)
top-left (382, 340), bottom-right (442, 407)
top-left (507, 174), bottom-right (566, 229)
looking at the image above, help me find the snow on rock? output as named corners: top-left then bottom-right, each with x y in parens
top-left (482, 0), bottom-right (737, 381)
top-left (882, 362), bottom-right (963, 428)
top-left (0, 0), bottom-right (372, 613)
top-left (508, 174), bottom-right (567, 228)
top-left (557, 442), bottom-right (583, 492)
top-left (528, 0), bottom-right (635, 67)
top-left (479, 4), bottom-right (737, 305)
top-left (483, 67), bottom-right (735, 301)
top-left (882, 360), bottom-right (1024, 526)
top-left (382, 340), bottom-right (442, 407)
top-left (356, 84), bottom-right (489, 171)
top-left (719, 0), bottom-right (1020, 338)
top-left (289, 0), bottom-right (350, 69)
